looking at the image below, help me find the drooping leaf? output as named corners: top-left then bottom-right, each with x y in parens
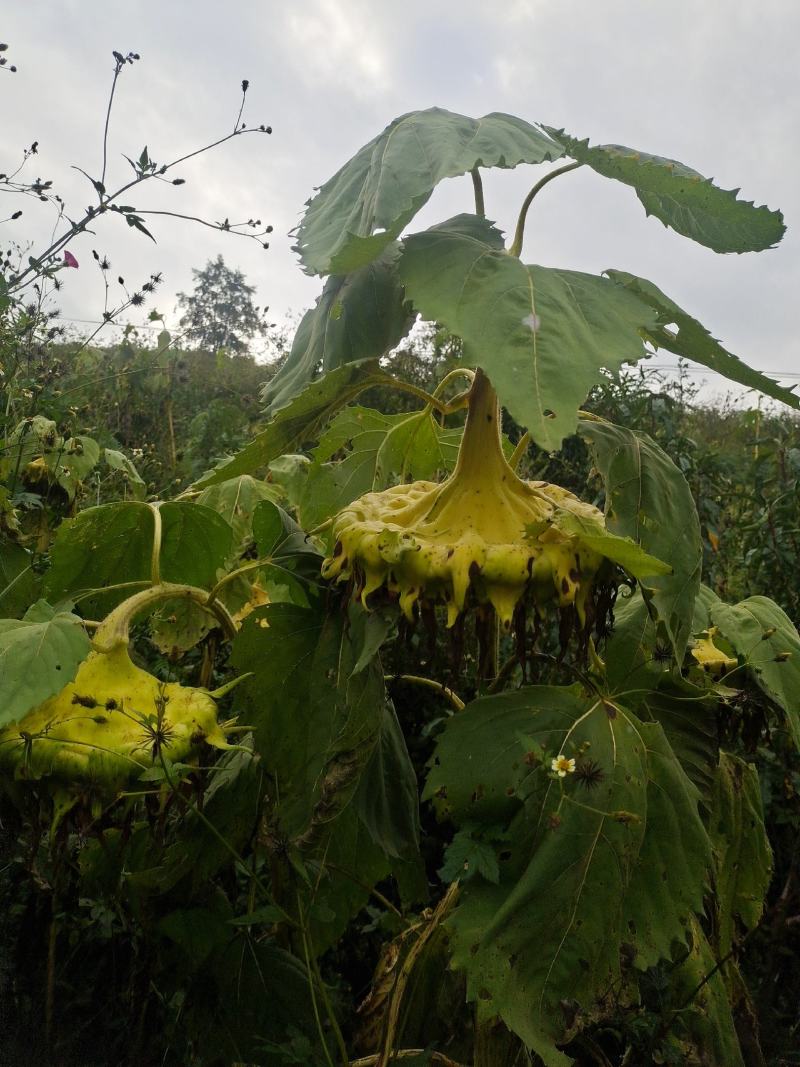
top-left (398, 214), bottom-right (656, 451)
top-left (103, 447), bottom-right (146, 500)
top-left (428, 686), bottom-right (713, 1063)
top-left (263, 244), bottom-right (413, 413)
top-left (296, 107), bottom-right (563, 275)
top-left (193, 360), bottom-right (397, 489)
top-left (546, 130), bottom-right (785, 254)
top-left (0, 600), bottom-right (91, 726)
top-left (46, 436), bottom-right (101, 500)
top-left (606, 271), bottom-right (799, 410)
top-left (353, 698), bottom-right (420, 859)
top-left (306, 803), bottom-right (392, 954)
top-left (550, 509), bottom-right (670, 580)
top-left (249, 499), bottom-right (323, 594)
top-left (711, 595), bottom-right (800, 746)
top-left (196, 474), bottom-right (283, 550)
top-left (709, 753), bottom-right (772, 959)
top-left (669, 915), bottom-right (745, 1067)
top-left (299, 405), bottom-right (462, 529)
top-left (229, 601), bottom-right (385, 839)
top-left (620, 719), bottom-right (711, 971)
top-left (578, 416), bottom-right (702, 658)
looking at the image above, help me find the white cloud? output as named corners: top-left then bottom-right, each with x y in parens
top-left (283, 0), bottom-right (391, 97)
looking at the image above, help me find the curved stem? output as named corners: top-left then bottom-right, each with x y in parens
top-left (471, 166), bottom-right (485, 217)
top-left (432, 366), bottom-right (476, 400)
top-left (508, 161), bottom-right (582, 258)
top-left (149, 502), bottom-right (163, 585)
top-left (385, 674), bottom-right (465, 713)
top-left (384, 378), bottom-right (449, 415)
top-left (93, 582), bottom-right (237, 651)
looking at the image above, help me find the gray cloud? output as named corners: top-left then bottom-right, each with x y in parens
top-left (2, 0), bottom-right (798, 397)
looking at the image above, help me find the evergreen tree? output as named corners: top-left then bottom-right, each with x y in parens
top-left (176, 255), bottom-right (267, 355)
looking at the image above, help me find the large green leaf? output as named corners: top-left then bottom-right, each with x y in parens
top-left (299, 404), bottom-right (462, 529)
top-left (711, 595), bottom-right (800, 746)
top-left (193, 360), bottom-right (397, 489)
top-left (0, 600), bottom-right (91, 726)
top-left (578, 417), bottom-right (702, 658)
top-left (709, 753), bottom-right (772, 959)
top-left (46, 501), bottom-right (153, 605)
top-left (296, 107), bottom-right (563, 275)
top-left (159, 501), bottom-right (235, 587)
top-left (606, 271), bottom-right (800, 410)
top-left (263, 244), bottom-right (413, 414)
top-left (546, 130), bottom-right (785, 254)
top-left (398, 214), bottom-right (656, 451)
top-left (427, 686), bottom-right (647, 1064)
top-left (427, 686), bottom-right (711, 1063)
top-left (229, 602), bottom-right (385, 839)
top-left (46, 501), bottom-right (234, 605)
top-left (353, 699), bottom-right (421, 859)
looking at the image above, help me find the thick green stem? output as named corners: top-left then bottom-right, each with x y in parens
top-left (471, 166), bottom-right (485, 216)
top-left (148, 502), bottom-right (163, 585)
top-left (454, 367), bottom-right (513, 483)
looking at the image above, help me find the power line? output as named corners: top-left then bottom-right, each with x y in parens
top-left (642, 364), bottom-right (800, 380)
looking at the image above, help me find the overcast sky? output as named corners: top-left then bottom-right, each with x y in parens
top-left (3, 1), bottom-right (799, 401)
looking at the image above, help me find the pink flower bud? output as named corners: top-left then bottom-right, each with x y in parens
top-left (64, 250), bottom-right (79, 268)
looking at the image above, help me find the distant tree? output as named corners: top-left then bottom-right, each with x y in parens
top-left (176, 255), bottom-right (268, 355)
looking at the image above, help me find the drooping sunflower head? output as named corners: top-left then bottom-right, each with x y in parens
top-left (322, 369), bottom-right (669, 647)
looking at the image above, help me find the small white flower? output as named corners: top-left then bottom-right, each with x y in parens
top-left (551, 754), bottom-right (576, 778)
